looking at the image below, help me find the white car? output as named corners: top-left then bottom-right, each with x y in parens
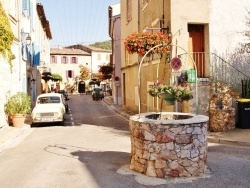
top-left (31, 93), bottom-right (66, 125)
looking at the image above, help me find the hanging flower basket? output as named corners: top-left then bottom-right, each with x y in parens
top-left (148, 83), bottom-right (193, 106)
top-left (159, 93), bottom-right (176, 105)
top-left (124, 32), bottom-right (171, 56)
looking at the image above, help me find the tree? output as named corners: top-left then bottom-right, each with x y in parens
top-left (51, 73), bottom-right (62, 82)
top-left (89, 40), bottom-right (111, 50)
top-left (79, 65), bottom-right (90, 80)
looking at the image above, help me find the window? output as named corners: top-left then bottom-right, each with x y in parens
top-left (71, 57), bottom-right (77, 64)
top-left (9, 0), bottom-right (18, 18)
top-left (51, 56), bottom-right (57, 64)
top-left (66, 70), bottom-right (74, 78)
top-left (126, 0), bottom-right (132, 21)
top-left (62, 56), bottom-right (67, 64)
top-left (106, 54), bottom-right (110, 61)
top-left (125, 51), bottom-right (132, 65)
top-left (22, 0), bottom-right (30, 16)
top-left (98, 54), bottom-right (101, 60)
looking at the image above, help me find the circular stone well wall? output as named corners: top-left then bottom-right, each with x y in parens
top-left (129, 112), bottom-right (209, 178)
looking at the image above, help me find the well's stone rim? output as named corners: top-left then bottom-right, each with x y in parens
top-left (130, 112), bottom-right (209, 124)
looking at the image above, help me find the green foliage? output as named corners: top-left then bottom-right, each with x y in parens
top-left (51, 73), bottom-right (62, 82)
top-left (89, 40), bottom-right (111, 50)
top-left (4, 92), bottom-right (31, 115)
top-left (0, 2), bottom-right (14, 70)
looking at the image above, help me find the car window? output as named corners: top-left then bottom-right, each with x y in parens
top-left (38, 96), bottom-right (60, 104)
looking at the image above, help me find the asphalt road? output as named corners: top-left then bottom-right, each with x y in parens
top-left (0, 94), bottom-right (249, 188)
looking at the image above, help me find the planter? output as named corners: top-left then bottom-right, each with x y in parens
top-left (11, 114), bottom-right (26, 127)
top-left (159, 93), bottom-right (176, 105)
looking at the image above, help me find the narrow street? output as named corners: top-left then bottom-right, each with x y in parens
top-left (0, 94), bottom-right (249, 188)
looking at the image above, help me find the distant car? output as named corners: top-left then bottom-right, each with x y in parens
top-left (92, 87), bottom-right (104, 100)
top-left (56, 89), bottom-right (69, 100)
top-left (31, 93), bottom-right (67, 125)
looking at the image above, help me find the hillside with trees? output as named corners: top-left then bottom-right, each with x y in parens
top-left (89, 40), bottom-right (111, 50)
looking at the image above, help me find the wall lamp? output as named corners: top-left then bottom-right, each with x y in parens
top-left (26, 34), bottom-right (32, 45)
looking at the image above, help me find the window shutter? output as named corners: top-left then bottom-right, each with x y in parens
top-left (76, 57), bottom-right (78, 64)
top-left (55, 56), bottom-right (57, 63)
top-left (66, 70), bottom-right (68, 77)
top-left (22, 0), bottom-right (28, 10)
top-left (66, 57), bottom-right (68, 64)
top-left (72, 70), bottom-right (74, 78)
top-left (61, 56), bottom-right (63, 63)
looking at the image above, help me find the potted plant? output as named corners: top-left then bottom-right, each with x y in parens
top-left (4, 92), bottom-right (31, 127)
top-left (124, 32), bottom-right (171, 56)
top-left (148, 83), bottom-right (193, 106)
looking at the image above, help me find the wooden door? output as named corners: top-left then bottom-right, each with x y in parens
top-left (188, 24), bottom-right (205, 77)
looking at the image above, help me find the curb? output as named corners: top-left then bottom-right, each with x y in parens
top-left (0, 125), bottom-right (32, 153)
top-left (207, 137), bottom-right (250, 147)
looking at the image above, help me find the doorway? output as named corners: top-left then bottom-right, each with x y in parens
top-left (188, 24), bottom-right (205, 77)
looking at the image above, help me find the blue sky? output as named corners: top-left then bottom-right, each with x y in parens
top-left (38, 0), bottom-right (119, 48)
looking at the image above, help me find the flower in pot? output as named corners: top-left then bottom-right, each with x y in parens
top-left (124, 32), bottom-right (171, 56)
top-left (4, 92), bottom-right (31, 127)
top-left (148, 83), bottom-right (193, 106)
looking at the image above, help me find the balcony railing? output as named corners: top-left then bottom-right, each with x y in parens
top-left (179, 52), bottom-right (250, 96)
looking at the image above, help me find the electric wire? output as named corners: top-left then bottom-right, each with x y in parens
top-left (38, 0), bottom-right (117, 47)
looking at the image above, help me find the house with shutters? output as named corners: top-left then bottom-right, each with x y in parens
top-left (0, 0), bottom-right (52, 127)
top-left (66, 45), bottom-right (112, 77)
top-left (120, 0), bottom-right (250, 115)
top-left (49, 47), bottom-right (91, 92)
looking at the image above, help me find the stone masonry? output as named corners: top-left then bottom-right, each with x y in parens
top-left (129, 113), bottom-right (209, 178)
top-left (209, 82), bottom-right (239, 132)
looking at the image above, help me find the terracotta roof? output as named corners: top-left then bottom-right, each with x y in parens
top-left (66, 44), bottom-right (112, 53)
top-left (37, 3), bottom-right (52, 39)
top-left (50, 48), bottom-right (91, 56)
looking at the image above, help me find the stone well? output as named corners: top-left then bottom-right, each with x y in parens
top-left (129, 112), bottom-right (209, 178)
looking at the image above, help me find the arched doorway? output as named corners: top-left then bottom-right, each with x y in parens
top-left (78, 81), bottom-right (85, 94)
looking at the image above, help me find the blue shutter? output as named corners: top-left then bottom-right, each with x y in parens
top-left (33, 44), bottom-right (40, 66)
top-left (22, 0), bottom-right (28, 11)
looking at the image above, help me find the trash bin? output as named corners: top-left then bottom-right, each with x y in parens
top-left (236, 99), bottom-right (250, 129)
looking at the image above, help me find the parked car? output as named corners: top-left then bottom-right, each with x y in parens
top-left (92, 87), bottom-right (104, 100)
top-left (56, 89), bottom-right (69, 100)
top-left (31, 93), bottom-right (67, 125)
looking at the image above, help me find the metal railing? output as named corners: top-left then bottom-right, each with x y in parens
top-left (179, 52), bottom-right (250, 96)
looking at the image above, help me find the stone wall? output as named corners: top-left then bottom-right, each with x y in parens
top-left (129, 112), bottom-right (209, 178)
top-left (209, 82), bottom-right (239, 132)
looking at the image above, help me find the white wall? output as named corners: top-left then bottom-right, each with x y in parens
top-left (210, 0), bottom-right (250, 56)
top-left (91, 51), bottom-right (111, 73)
top-left (49, 55), bottom-right (91, 89)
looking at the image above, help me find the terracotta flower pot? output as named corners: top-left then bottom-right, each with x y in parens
top-left (11, 114), bottom-right (26, 127)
